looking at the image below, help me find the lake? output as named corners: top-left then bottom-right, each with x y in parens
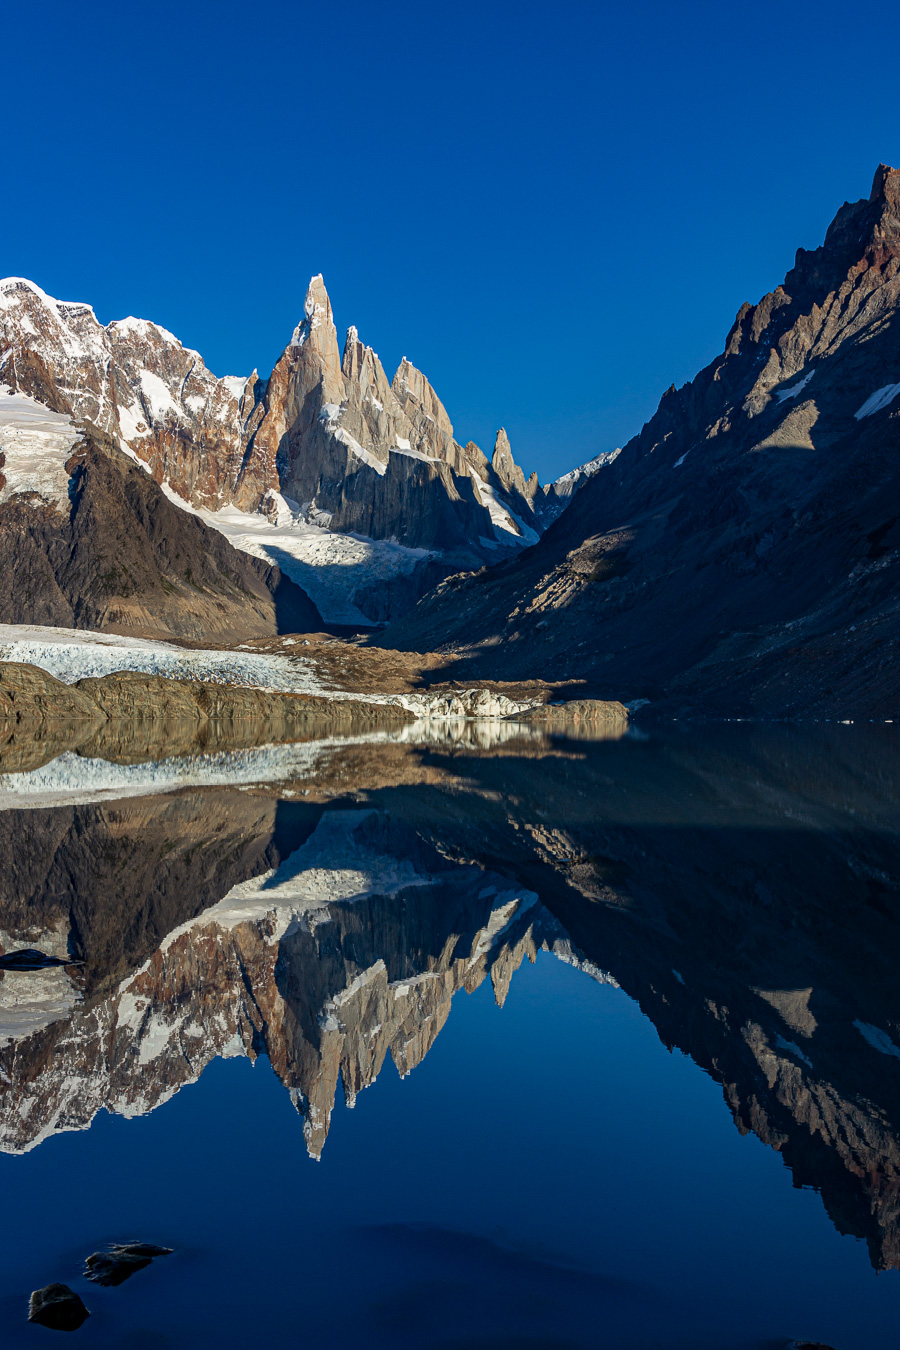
top-left (0, 722), bottom-right (898, 1348)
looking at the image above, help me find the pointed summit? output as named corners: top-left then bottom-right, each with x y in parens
top-left (341, 325), bottom-right (395, 410)
top-left (869, 162), bottom-right (900, 207)
top-left (392, 357), bottom-right (454, 441)
top-left (291, 274), bottom-right (333, 344)
top-left (492, 427), bottom-right (527, 497)
top-left (290, 275), bottom-right (343, 404)
top-left (789, 163), bottom-right (900, 300)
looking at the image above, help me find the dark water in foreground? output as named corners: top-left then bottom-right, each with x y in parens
top-left (0, 723), bottom-right (898, 1348)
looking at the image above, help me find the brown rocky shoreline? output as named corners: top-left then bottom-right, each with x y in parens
top-left (0, 662), bottom-right (415, 772)
top-left (0, 659), bottom-right (630, 774)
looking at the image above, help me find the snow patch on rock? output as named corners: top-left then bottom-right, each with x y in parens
top-left (775, 369), bottom-right (815, 403)
top-left (855, 383), bottom-right (900, 419)
top-left (854, 1019), bottom-right (900, 1059)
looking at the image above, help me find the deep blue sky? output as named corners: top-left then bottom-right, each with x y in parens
top-left (3, 1), bottom-right (898, 482)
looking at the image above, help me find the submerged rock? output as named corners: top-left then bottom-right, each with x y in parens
top-left (110, 1242), bottom-right (172, 1258)
top-left (28, 1283), bottom-right (90, 1331)
top-left (84, 1242), bottom-right (172, 1287)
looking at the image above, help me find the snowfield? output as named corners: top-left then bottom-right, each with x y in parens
top-left (0, 387), bottom-right (80, 508)
top-left (0, 623), bottom-right (323, 693)
top-left (159, 488), bottom-right (432, 628)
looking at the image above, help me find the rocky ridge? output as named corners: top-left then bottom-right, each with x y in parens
top-left (0, 661), bottom-right (416, 772)
top-left (382, 165), bottom-right (900, 717)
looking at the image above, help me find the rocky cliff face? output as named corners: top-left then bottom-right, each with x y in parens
top-left (382, 165), bottom-right (900, 717)
top-left (0, 273), bottom-right (541, 571)
top-left (0, 401), bottom-right (322, 640)
top-left (0, 280), bottom-right (265, 509)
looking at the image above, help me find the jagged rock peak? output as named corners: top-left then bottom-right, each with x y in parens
top-left (492, 427), bottom-right (527, 497)
top-left (341, 322), bottom-right (364, 375)
top-left (291, 274), bottom-right (336, 346)
top-left (392, 356), bottom-right (455, 440)
top-left (488, 426), bottom-right (531, 502)
top-left (784, 163), bottom-right (900, 304)
top-left (870, 162), bottom-right (900, 208)
top-left (286, 274), bottom-right (344, 405)
top-left (341, 324), bottom-right (387, 388)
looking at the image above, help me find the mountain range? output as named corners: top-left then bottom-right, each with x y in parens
top-left (2, 165), bottom-right (900, 712)
top-left (0, 274), bottom-right (551, 629)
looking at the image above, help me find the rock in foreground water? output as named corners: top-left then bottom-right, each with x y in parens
top-left (84, 1242), bottom-right (172, 1286)
top-left (28, 1283), bottom-right (89, 1331)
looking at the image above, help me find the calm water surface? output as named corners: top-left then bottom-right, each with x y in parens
top-left (0, 723), bottom-right (897, 1348)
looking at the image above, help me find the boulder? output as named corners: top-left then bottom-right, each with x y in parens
top-left (509, 698), bottom-right (630, 738)
top-left (28, 1283), bottom-right (89, 1331)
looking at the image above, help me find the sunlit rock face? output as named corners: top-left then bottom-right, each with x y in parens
top-left (0, 279), bottom-right (266, 510)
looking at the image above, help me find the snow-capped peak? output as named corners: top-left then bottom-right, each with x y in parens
top-left (550, 449), bottom-right (621, 495)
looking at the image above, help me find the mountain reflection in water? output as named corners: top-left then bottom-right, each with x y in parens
top-left (0, 723), bottom-right (898, 1346)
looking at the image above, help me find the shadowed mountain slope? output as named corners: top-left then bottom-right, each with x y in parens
top-left (0, 423), bottom-right (322, 639)
top-left (380, 166), bottom-right (900, 717)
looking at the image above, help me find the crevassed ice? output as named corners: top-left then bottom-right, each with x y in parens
top-left (0, 622), bottom-right (319, 691)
